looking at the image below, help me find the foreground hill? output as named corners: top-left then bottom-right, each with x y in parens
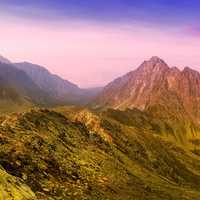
top-left (0, 108), bottom-right (200, 199)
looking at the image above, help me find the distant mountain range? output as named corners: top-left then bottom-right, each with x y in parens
top-left (0, 55), bottom-right (102, 112)
top-left (14, 62), bottom-right (102, 105)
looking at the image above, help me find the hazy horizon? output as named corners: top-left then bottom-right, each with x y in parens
top-left (1, 1), bottom-right (200, 87)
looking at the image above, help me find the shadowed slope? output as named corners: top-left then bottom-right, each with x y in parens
top-left (0, 62), bottom-right (55, 111)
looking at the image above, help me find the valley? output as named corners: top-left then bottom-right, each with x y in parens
top-left (0, 56), bottom-right (199, 199)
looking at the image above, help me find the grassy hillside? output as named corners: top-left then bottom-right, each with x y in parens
top-left (100, 107), bottom-right (200, 153)
top-left (0, 108), bottom-right (199, 199)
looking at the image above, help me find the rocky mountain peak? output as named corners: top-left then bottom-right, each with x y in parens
top-left (149, 56), bottom-right (165, 63)
top-left (138, 56), bottom-right (169, 75)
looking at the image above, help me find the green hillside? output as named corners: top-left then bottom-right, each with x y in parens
top-left (0, 108), bottom-right (199, 199)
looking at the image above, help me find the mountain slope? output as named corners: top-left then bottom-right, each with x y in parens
top-left (15, 62), bottom-right (102, 105)
top-left (15, 62), bottom-right (79, 100)
top-left (0, 62), bottom-right (58, 112)
top-left (1, 108), bottom-right (199, 199)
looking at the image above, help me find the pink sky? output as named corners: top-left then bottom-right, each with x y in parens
top-left (1, 17), bottom-right (200, 87)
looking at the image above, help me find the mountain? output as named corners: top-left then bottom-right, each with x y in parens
top-left (15, 62), bottom-right (102, 105)
top-left (93, 56), bottom-right (200, 147)
top-left (0, 62), bottom-right (54, 112)
top-left (0, 107), bottom-right (199, 199)
top-left (94, 56), bottom-right (200, 115)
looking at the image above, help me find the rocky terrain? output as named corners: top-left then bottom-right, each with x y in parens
top-left (0, 108), bottom-right (199, 199)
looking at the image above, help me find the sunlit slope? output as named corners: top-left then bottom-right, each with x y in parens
top-left (0, 166), bottom-right (36, 200)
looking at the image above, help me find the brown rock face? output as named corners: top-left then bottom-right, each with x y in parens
top-left (94, 56), bottom-right (200, 127)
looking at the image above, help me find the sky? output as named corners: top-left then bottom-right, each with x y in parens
top-left (1, 0), bottom-right (200, 87)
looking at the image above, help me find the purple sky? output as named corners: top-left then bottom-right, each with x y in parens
top-left (1, 1), bottom-right (200, 87)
